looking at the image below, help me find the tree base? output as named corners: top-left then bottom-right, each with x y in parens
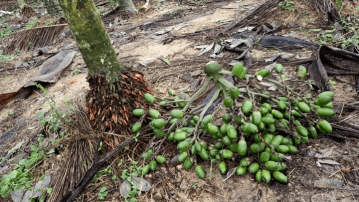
top-left (20, 6), bottom-right (38, 20)
top-left (85, 69), bottom-right (151, 134)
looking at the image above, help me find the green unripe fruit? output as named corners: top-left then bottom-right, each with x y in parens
top-left (273, 171), bottom-right (288, 183)
top-left (322, 102), bottom-right (333, 109)
top-left (142, 165), bottom-right (150, 176)
top-left (232, 62), bottom-right (244, 76)
top-left (238, 67), bottom-right (248, 79)
top-left (178, 152), bottom-right (188, 163)
top-left (259, 152), bottom-right (271, 163)
top-left (316, 96), bottom-right (331, 106)
top-left (256, 69), bottom-right (271, 80)
top-left (156, 155), bottom-right (166, 164)
top-left (317, 108), bottom-right (334, 118)
top-left (272, 110), bottom-right (283, 119)
top-left (193, 115), bottom-right (200, 123)
top-left (167, 133), bottom-right (174, 141)
top-left (276, 145), bottom-right (290, 153)
top-left (183, 157), bottom-right (193, 170)
top-left (291, 110), bottom-right (302, 117)
top-left (250, 143), bottom-right (261, 153)
top-left (207, 123), bottom-right (219, 134)
top-left (154, 129), bottom-right (164, 137)
top-left (204, 61), bottom-right (222, 77)
top-left (240, 157), bottom-right (250, 167)
top-left (227, 125), bottom-right (238, 140)
top-left (132, 122), bottom-right (142, 133)
top-left (171, 110), bottom-right (184, 119)
top-left (255, 170), bottom-right (262, 182)
top-left (149, 109), bottom-right (160, 118)
top-left (195, 166), bottom-right (206, 179)
top-left (202, 115), bottom-right (212, 125)
top-left (248, 162), bottom-right (260, 173)
top-left (267, 124), bottom-right (276, 133)
top-left (270, 153), bottom-right (285, 162)
top-left (209, 148), bottom-right (218, 157)
top-left (177, 141), bottom-right (189, 151)
top-left (283, 111), bottom-right (290, 119)
top-left (237, 140), bottom-right (247, 156)
top-left (224, 98), bottom-right (234, 108)
top-left (236, 166), bottom-right (247, 175)
top-left (252, 111), bottom-right (262, 126)
top-left (288, 145), bottom-right (298, 154)
top-left (222, 136), bottom-right (231, 145)
top-left (220, 123), bottom-right (228, 135)
top-left (297, 126), bottom-right (308, 137)
top-left (230, 87), bottom-right (240, 99)
top-left (236, 116), bottom-right (243, 125)
top-left (174, 131), bottom-right (187, 141)
top-left (153, 119), bottom-right (165, 129)
top-left (262, 117), bottom-right (275, 124)
top-left (132, 109), bottom-right (144, 116)
top-left (308, 126), bottom-right (317, 138)
top-left (262, 103), bottom-right (272, 111)
top-left (199, 148), bottom-right (210, 160)
top-left (298, 102), bottom-right (310, 113)
top-left (244, 123), bottom-right (258, 134)
top-left (228, 143), bottom-right (238, 153)
top-left (149, 160), bottom-right (157, 171)
top-left (214, 142), bottom-right (223, 149)
top-left (220, 149), bottom-right (233, 158)
top-left (218, 161), bottom-right (228, 174)
top-left (296, 65), bottom-right (307, 78)
top-left (275, 64), bottom-right (283, 73)
top-left (253, 134), bottom-right (261, 143)
top-left (261, 170), bottom-right (271, 183)
top-left (144, 93), bottom-right (155, 103)
top-left (265, 161), bottom-right (287, 171)
top-left (242, 101), bottom-right (253, 115)
top-left (260, 107), bottom-right (269, 116)
top-left (222, 113), bottom-right (233, 123)
top-left (190, 120), bottom-right (196, 127)
top-left (277, 101), bottom-right (287, 111)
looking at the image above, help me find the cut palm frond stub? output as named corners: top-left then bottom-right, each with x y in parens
top-left (2, 24), bottom-right (68, 53)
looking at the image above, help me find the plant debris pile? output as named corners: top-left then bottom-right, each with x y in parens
top-left (85, 69), bottom-right (151, 135)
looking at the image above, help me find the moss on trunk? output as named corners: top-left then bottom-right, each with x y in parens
top-left (58, 0), bottom-right (123, 84)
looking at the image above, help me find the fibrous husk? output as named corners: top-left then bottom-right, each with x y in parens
top-left (19, 5), bottom-right (38, 20)
top-left (86, 69), bottom-right (151, 135)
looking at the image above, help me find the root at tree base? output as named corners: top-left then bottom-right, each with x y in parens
top-left (85, 69), bottom-right (151, 135)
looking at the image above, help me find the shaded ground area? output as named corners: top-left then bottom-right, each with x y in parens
top-left (1, 0), bottom-right (359, 201)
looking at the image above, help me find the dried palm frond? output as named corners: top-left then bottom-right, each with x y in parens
top-left (2, 24), bottom-right (68, 53)
top-left (48, 102), bottom-right (99, 202)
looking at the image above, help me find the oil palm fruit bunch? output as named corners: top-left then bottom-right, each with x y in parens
top-left (131, 62), bottom-right (334, 183)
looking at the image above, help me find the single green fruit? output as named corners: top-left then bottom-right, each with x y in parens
top-left (209, 148), bottom-right (218, 157)
top-left (275, 64), bottom-right (283, 73)
top-left (154, 129), bottom-right (164, 137)
top-left (144, 93), bottom-right (155, 103)
top-left (317, 108), bottom-right (334, 118)
top-left (238, 140), bottom-right (247, 156)
top-left (252, 111), bottom-right (262, 126)
top-left (281, 137), bottom-right (290, 145)
top-left (262, 117), bottom-right (275, 125)
top-left (170, 119), bottom-right (178, 125)
top-left (236, 166), bottom-right (247, 175)
top-left (177, 141), bottom-right (189, 151)
top-left (297, 126), bottom-right (308, 137)
top-left (220, 149), bottom-right (233, 158)
top-left (244, 123), bottom-right (258, 134)
top-left (259, 152), bottom-right (271, 163)
top-left (270, 153), bottom-right (285, 162)
top-left (240, 157), bottom-right (250, 167)
top-left (260, 107), bottom-right (269, 116)
top-left (262, 103), bottom-right (272, 111)
top-left (273, 171), bottom-right (288, 183)
top-left (298, 102), bottom-right (310, 113)
top-left (242, 101), bottom-right (253, 115)
top-left (193, 115), bottom-right (200, 123)
top-left (218, 161), bottom-right (228, 174)
top-left (283, 111), bottom-right (290, 119)
top-left (248, 162), bottom-right (260, 173)
top-left (227, 125), bottom-right (238, 140)
top-left (276, 145), bottom-right (290, 153)
top-left (220, 123), bottom-right (228, 135)
top-left (183, 157), bottom-right (193, 170)
top-left (190, 120), bottom-right (196, 127)
top-left (301, 136), bottom-right (309, 143)
top-left (297, 65), bottom-right (307, 78)
top-left (204, 61), bottom-right (222, 77)
top-left (153, 119), bottom-right (165, 129)
top-left (171, 110), bottom-right (184, 119)
top-left (222, 113), bottom-right (233, 123)
top-left (230, 87), bottom-right (240, 99)
top-left (149, 160), bottom-right (157, 171)
top-left (254, 134), bottom-right (261, 143)
top-left (202, 115), bottom-right (212, 125)
top-left (288, 145), bottom-right (298, 154)
top-left (199, 148), bottom-right (210, 160)
top-left (308, 126), bottom-right (317, 138)
top-left (174, 131), bottom-right (187, 142)
top-left (142, 165), bottom-right (150, 175)
top-left (131, 122), bottom-right (142, 133)
top-left (258, 142), bottom-right (265, 151)
top-left (267, 124), bottom-right (276, 133)
top-left (177, 152), bottom-right (188, 163)
top-left (149, 109), bottom-right (160, 118)
top-left (178, 101), bottom-right (187, 109)
top-left (214, 142), bottom-right (223, 149)
top-left (133, 109), bottom-right (144, 116)
top-left (222, 136), bottom-right (231, 145)
top-left (168, 89), bottom-right (175, 96)
top-left (322, 102), bottom-right (333, 109)
top-left (272, 110), bottom-right (284, 119)
top-left (265, 161), bottom-right (287, 171)
top-left (291, 110), bottom-right (302, 118)
top-left (250, 143), bottom-right (261, 153)
top-left (228, 143), bottom-right (238, 153)
top-left (232, 62), bottom-right (244, 76)
top-left (261, 170), bottom-right (271, 183)
top-left (316, 95), bottom-right (331, 106)
top-left (157, 155), bottom-right (166, 164)
top-left (279, 97), bottom-right (289, 102)
top-left (280, 119), bottom-right (290, 127)
top-left (256, 69), bottom-right (271, 80)
top-left (141, 151), bottom-right (152, 161)
top-left (255, 170), bottom-right (262, 182)
top-left (271, 135), bottom-right (284, 145)
top-left (159, 101), bottom-right (168, 108)
top-left (263, 133), bottom-right (274, 144)
top-left (311, 103), bottom-right (321, 109)
top-left (201, 142), bottom-right (209, 150)
top-left (318, 91), bottom-right (334, 99)
top-left (167, 133), bottom-right (174, 141)
top-left (195, 166), bottom-right (206, 179)
top-left (224, 98), bottom-right (234, 108)
top-left (238, 67), bottom-right (248, 79)
top-left (277, 101), bottom-right (287, 111)
top-left (207, 123), bottom-right (219, 134)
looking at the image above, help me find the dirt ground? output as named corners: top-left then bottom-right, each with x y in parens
top-left (1, 0), bottom-right (359, 201)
